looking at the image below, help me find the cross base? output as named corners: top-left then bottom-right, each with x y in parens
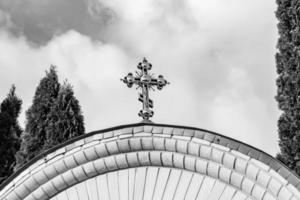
top-left (140, 119), bottom-right (153, 123)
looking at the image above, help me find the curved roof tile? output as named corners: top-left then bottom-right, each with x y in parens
top-left (0, 123), bottom-right (299, 200)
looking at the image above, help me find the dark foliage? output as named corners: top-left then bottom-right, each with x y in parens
top-left (0, 85), bottom-right (22, 184)
top-left (15, 66), bottom-right (85, 170)
top-left (15, 66), bottom-right (60, 168)
top-left (276, 0), bottom-right (300, 175)
top-left (44, 82), bottom-right (85, 149)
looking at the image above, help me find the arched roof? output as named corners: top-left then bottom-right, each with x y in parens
top-left (0, 123), bottom-right (300, 200)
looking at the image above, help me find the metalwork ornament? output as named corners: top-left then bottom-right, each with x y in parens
top-left (121, 58), bottom-right (169, 122)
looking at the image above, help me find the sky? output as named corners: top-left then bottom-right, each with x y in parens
top-left (0, 0), bottom-right (279, 155)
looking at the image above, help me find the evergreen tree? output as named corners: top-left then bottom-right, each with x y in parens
top-left (15, 66), bottom-right (85, 170)
top-left (44, 82), bottom-right (85, 149)
top-left (276, 0), bottom-right (300, 175)
top-left (15, 66), bottom-right (60, 168)
top-left (0, 85), bottom-right (22, 184)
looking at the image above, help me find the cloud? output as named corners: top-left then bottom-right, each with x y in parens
top-left (0, 0), bottom-right (115, 45)
top-left (0, 29), bottom-right (134, 130)
top-left (0, 9), bottom-right (12, 28)
top-left (0, 0), bottom-right (279, 155)
top-left (96, 0), bottom-right (279, 153)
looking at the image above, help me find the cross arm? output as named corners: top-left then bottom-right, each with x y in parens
top-left (121, 73), bottom-right (141, 88)
top-left (149, 75), bottom-right (170, 90)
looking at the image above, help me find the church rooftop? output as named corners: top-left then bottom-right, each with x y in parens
top-left (1, 123), bottom-right (300, 200)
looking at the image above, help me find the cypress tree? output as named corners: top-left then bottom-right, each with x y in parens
top-left (44, 82), bottom-right (85, 149)
top-left (0, 85), bottom-right (22, 184)
top-left (15, 66), bottom-right (85, 170)
top-left (14, 131), bottom-right (38, 170)
top-left (276, 0), bottom-right (300, 175)
top-left (15, 66), bottom-right (60, 168)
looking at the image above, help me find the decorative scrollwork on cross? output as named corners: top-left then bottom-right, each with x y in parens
top-left (121, 58), bottom-right (169, 122)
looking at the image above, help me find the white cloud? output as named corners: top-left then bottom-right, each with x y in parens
top-left (0, 30), bottom-right (133, 130)
top-left (208, 68), bottom-right (279, 154)
top-left (0, 0), bottom-right (280, 155)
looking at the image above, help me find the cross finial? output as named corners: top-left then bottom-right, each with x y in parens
top-left (121, 58), bottom-right (169, 122)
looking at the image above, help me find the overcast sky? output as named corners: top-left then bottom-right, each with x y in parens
top-left (0, 0), bottom-right (279, 155)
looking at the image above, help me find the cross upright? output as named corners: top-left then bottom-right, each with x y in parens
top-left (121, 58), bottom-right (169, 122)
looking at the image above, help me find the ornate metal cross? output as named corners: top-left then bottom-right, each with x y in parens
top-left (121, 58), bottom-right (169, 122)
